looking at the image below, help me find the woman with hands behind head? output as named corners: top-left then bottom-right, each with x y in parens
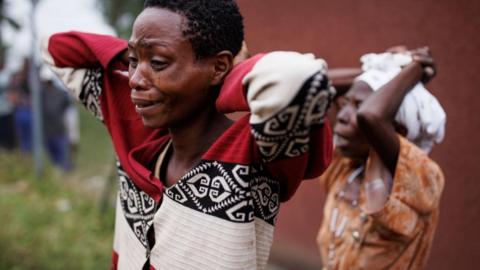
top-left (42, 0), bottom-right (335, 269)
top-left (317, 47), bottom-right (446, 270)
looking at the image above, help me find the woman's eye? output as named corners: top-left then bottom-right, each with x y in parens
top-left (151, 60), bottom-right (167, 71)
top-left (128, 57), bottom-right (138, 68)
top-left (354, 100), bottom-right (363, 108)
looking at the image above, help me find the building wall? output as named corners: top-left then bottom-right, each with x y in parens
top-left (237, 0), bottom-right (480, 269)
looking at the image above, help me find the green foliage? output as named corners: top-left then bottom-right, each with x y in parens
top-left (0, 106), bottom-right (116, 270)
top-left (75, 106), bottom-right (115, 175)
top-left (99, 0), bottom-right (144, 38)
top-left (0, 173), bottom-right (115, 269)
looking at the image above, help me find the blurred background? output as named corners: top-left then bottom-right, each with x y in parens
top-left (0, 0), bottom-right (478, 269)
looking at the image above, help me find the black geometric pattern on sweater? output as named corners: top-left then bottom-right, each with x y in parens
top-left (117, 161), bottom-right (157, 248)
top-left (251, 71), bottom-right (334, 163)
top-left (165, 161), bottom-right (280, 225)
top-left (80, 68), bottom-right (104, 121)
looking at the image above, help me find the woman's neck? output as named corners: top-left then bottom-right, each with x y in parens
top-left (168, 108), bottom-right (233, 166)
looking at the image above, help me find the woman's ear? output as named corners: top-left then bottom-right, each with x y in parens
top-left (211, 50), bottom-right (233, 86)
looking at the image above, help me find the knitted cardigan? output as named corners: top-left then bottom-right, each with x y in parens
top-left (42, 31), bottom-right (333, 270)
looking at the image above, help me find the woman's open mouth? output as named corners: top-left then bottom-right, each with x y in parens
top-left (131, 98), bottom-right (162, 115)
top-left (333, 134), bottom-right (350, 148)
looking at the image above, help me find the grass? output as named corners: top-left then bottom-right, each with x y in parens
top-left (0, 106), bottom-right (116, 270)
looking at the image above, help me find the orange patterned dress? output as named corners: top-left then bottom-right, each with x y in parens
top-left (317, 136), bottom-right (444, 270)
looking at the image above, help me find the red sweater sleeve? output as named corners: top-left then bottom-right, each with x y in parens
top-left (48, 31), bottom-right (127, 69)
top-left (217, 52), bottom-right (334, 201)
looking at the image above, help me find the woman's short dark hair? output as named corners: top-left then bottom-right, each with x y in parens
top-left (144, 0), bottom-right (244, 59)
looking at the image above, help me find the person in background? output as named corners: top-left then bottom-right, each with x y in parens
top-left (39, 66), bottom-right (72, 171)
top-left (316, 47), bottom-right (446, 270)
top-left (63, 100), bottom-right (80, 169)
top-left (11, 61), bottom-right (32, 153)
top-left (0, 69), bottom-right (16, 152)
top-left (41, 0), bottom-right (335, 268)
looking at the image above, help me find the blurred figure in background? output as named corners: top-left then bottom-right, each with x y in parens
top-left (11, 59), bottom-right (32, 153)
top-left (316, 48), bottom-right (446, 270)
top-left (63, 99), bottom-right (80, 169)
top-left (39, 66), bottom-right (72, 171)
top-left (0, 68), bottom-right (16, 152)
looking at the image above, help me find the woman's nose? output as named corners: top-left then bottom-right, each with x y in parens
top-left (337, 105), bottom-right (354, 125)
top-left (129, 66), bottom-right (150, 90)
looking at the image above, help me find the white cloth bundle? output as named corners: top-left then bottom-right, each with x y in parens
top-left (355, 52), bottom-right (446, 153)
